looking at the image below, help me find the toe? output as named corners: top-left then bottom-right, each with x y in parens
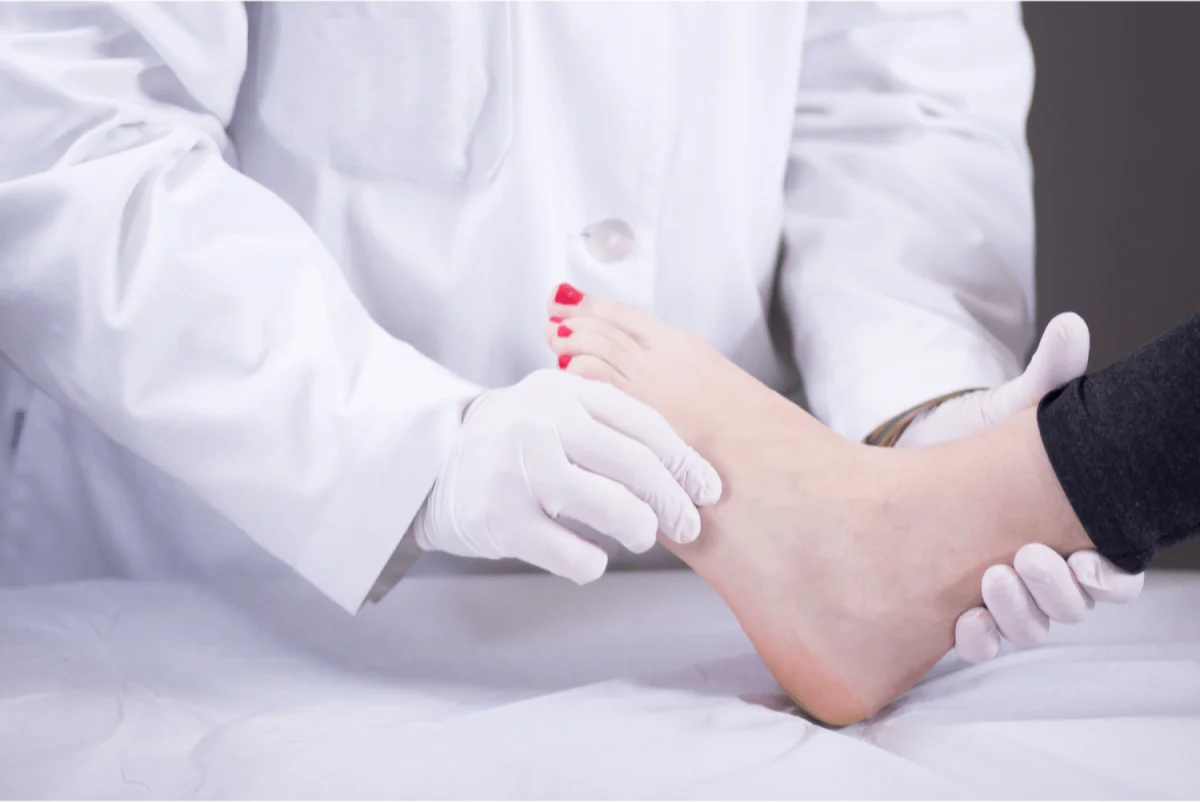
top-left (549, 282), bottom-right (586, 308)
top-left (547, 283), bottom-right (586, 319)
top-left (547, 283), bottom-right (660, 344)
top-left (545, 316), bottom-right (642, 380)
top-left (560, 353), bottom-right (625, 386)
top-left (582, 295), bottom-right (659, 343)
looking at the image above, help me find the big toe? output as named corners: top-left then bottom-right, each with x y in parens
top-left (548, 284), bottom-right (660, 343)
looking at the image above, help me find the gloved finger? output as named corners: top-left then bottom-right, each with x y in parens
top-left (549, 466), bottom-right (661, 554)
top-left (981, 564), bottom-right (1051, 647)
top-left (560, 418), bottom-right (701, 544)
top-left (987, 312), bottom-right (1090, 422)
top-left (1013, 543), bottom-right (1094, 624)
top-left (578, 379), bottom-right (722, 506)
top-left (1068, 550), bottom-right (1146, 603)
top-left (524, 431), bottom-right (660, 555)
top-left (506, 517), bottom-right (610, 585)
top-left (954, 607), bottom-right (1002, 663)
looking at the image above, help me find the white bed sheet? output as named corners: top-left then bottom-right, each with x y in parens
top-left (1, 569), bottom-right (1198, 799)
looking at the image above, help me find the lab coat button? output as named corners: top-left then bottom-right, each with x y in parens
top-left (582, 219), bottom-right (636, 264)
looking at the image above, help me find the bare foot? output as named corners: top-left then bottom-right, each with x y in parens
top-left (545, 287), bottom-right (1092, 725)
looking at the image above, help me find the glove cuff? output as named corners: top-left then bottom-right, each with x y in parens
top-left (863, 388), bottom-right (985, 447)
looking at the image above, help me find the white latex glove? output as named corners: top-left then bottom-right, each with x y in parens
top-left (956, 546), bottom-right (1146, 662)
top-left (898, 313), bottom-right (1145, 662)
top-left (412, 369), bottom-right (722, 584)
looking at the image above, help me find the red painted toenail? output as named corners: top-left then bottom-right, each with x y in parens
top-left (549, 316), bottom-right (564, 324)
top-left (558, 353), bottom-right (572, 369)
top-left (555, 283), bottom-right (583, 306)
top-left (557, 324), bottom-right (573, 338)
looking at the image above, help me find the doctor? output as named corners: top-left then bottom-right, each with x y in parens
top-left (0, 3), bottom-right (1136, 659)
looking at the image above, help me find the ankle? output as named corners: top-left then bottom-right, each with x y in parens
top-left (891, 407), bottom-right (1094, 608)
top-left (961, 407), bottom-right (1092, 555)
top-left (1010, 407), bottom-right (1093, 554)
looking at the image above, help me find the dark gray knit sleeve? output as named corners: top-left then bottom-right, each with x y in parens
top-left (1036, 312), bottom-right (1200, 572)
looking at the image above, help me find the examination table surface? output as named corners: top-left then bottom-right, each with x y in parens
top-left (2, 569), bottom-right (1198, 799)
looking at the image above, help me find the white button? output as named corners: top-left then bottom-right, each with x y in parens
top-left (582, 219), bottom-right (636, 264)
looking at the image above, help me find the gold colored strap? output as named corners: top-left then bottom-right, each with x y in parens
top-left (863, 388), bottom-right (984, 448)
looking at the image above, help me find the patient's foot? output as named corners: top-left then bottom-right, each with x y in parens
top-left (546, 286), bottom-right (1092, 725)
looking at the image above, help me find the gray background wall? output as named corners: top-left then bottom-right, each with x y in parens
top-left (1023, 3), bottom-right (1200, 568)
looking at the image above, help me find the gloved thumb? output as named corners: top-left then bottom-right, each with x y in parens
top-left (987, 312), bottom-right (1090, 422)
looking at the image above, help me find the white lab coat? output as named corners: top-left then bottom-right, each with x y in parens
top-left (0, 2), bottom-right (1034, 612)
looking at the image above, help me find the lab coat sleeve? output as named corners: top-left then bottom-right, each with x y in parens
top-left (0, 4), bottom-right (480, 612)
top-left (781, 2), bottom-right (1036, 441)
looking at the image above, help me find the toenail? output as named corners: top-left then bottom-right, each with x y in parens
top-left (558, 354), bottom-right (572, 369)
top-left (555, 282), bottom-right (584, 305)
top-left (549, 316), bottom-right (564, 324)
top-left (557, 324), bottom-right (573, 338)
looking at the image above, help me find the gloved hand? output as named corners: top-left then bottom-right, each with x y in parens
top-left (955, 546), bottom-right (1145, 662)
top-left (412, 369), bottom-right (722, 584)
top-left (898, 313), bottom-right (1145, 662)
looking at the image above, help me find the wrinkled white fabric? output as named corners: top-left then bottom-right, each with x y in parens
top-left (412, 370), bottom-right (721, 585)
top-left (0, 2), bottom-right (1035, 607)
top-left (0, 570), bottom-right (1196, 799)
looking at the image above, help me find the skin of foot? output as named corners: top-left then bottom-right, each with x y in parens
top-left (545, 288), bottom-right (1094, 726)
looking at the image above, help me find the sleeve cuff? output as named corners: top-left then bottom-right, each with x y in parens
top-left (862, 387), bottom-right (984, 447)
top-left (805, 339), bottom-right (1021, 443)
top-left (362, 521), bottom-right (426, 608)
top-left (292, 348), bottom-right (481, 614)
